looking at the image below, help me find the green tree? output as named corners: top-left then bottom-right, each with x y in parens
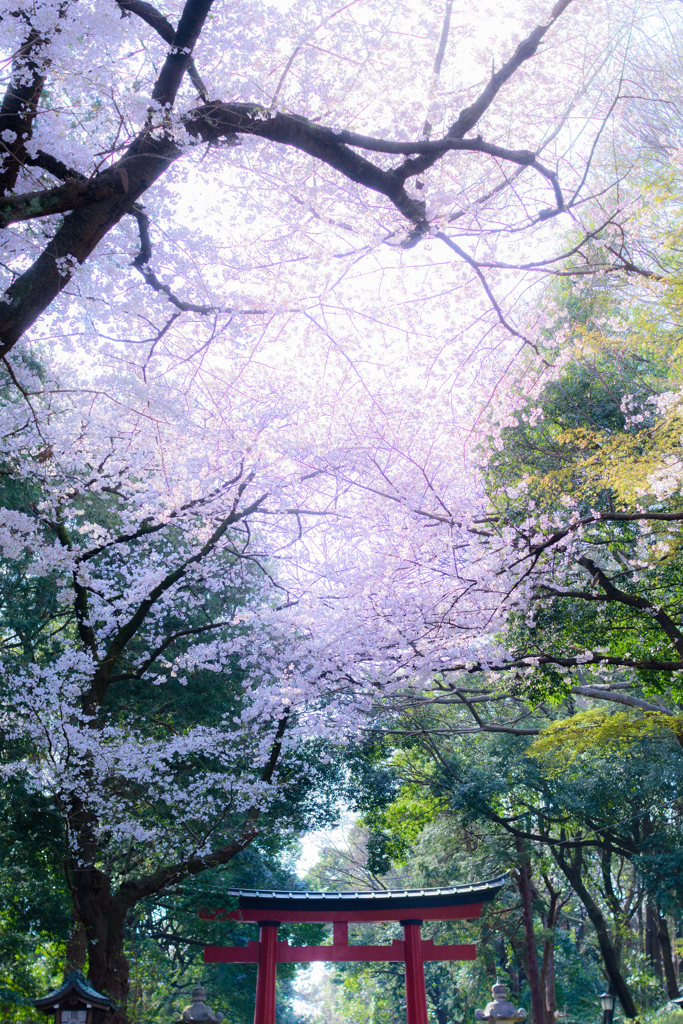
top-left (349, 711), bottom-right (683, 1020)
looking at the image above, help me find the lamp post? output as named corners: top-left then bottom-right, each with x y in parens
top-left (599, 991), bottom-right (615, 1024)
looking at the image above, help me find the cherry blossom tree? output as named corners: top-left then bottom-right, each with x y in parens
top-left (0, 0), bottom-right (679, 1015)
top-left (0, 351), bottom-right (353, 1012)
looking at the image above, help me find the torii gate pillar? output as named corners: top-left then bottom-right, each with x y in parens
top-left (402, 921), bottom-right (429, 1024)
top-left (254, 923), bottom-right (279, 1024)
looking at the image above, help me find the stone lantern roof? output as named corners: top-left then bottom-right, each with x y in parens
top-left (34, 972), bottom-right (116, 1013)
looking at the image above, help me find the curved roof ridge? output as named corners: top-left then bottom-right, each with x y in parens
top-left (34, 971), bottom-right (116, 1010)
top-left (223, 875), bottom-right (508, 899)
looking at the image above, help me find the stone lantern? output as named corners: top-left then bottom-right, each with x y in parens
top-left (175, 985), bottom-right (224, 1024)
top-left (475, 982), bottom-right (528, 1024)
top-left (34, 971), bottom-right (115, 1024)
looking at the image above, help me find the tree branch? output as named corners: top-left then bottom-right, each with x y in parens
top-left (115, 0), bottom-right (208, 100)
top-left (82, 480), bottom-right (267, 713)
top-left (151, 0), bottom-right (215, 108)
top-left (577, 554), bottom-right (683, 658)
top-left (116, 715), bottom-right (290, 905)
top-left (0, 26), bottom-right (47, 195)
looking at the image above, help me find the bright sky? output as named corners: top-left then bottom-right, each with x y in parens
top-left (295, 812), bottom-right (358, 878)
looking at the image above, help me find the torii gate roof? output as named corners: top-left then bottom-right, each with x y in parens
top-left (205, 875), bottom-right (507, 923)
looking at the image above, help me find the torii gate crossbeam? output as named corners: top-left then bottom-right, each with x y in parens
top-left (202, 877), bottom-right (506, 1024)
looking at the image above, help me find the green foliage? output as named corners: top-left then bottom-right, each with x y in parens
top-left (321, 704), bottom-right (683, 1024)
top-left (486, 331), bottom-right (670, 513)
top-left (0, 796), bottom-right (319, 1024)
top-left (0, 783), bottom-right (70, 1019)
top-left (528, 709), bottom-right (683, 772)
top-left (374, 787), bottom-right (442, 864)
top-left (647, 1008), bottom-right (683, 1024)
top-left (477, 265), bottom-right (683, 706)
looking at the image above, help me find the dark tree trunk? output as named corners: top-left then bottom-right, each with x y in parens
top-left (540, 933), bottom-right (556, 1024)
top-left (59, 715), bottom-right (285, 1022)
top-left (646, 902), bottom-right (663, 981)
top-left (72, 865), bottom-right (130, 1018)
top-left (507, 962), bottom-right (522, 998)
top-left (65, 913), bottom-right (87, 973)
top-left (553, 847), bottom-right (638, 1019)
top-left (540, 887), bottom-right (559, 1024)
top-left (510, 935), bottom-right (529, 987)
top-left (658, 913), bottom-right (680, 999)
top-left (515, 838), bottom-right (546, 1024)
top-left (428, 983), bottom-right (448, 1024)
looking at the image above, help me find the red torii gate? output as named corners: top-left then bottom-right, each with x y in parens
top-left (203, 876), bottom-right (506, 1024)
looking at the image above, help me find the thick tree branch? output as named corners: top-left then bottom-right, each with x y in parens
top-left (25, 149), bottom-right (86, 182)
top-left (0, 27), bottom-right (46, 195)
top-left (432, 0), bottom-right (453, 80)
top-left (151, 0), bottom-right (215, 107)
top-left (441, 653), bottom-right (683, 674)
top-left (115, 0), bottom-right (208, 100)
top-left (577, 554), bottom-right (683, 658)
top-left (569, 685), bottom-right (681, 718)
top-left (392, 0), bottom-right (575, 182)
top-left (0, 121), bottom-right (566, 234)
top-left (0, 0), bottom-right (213, 351)
top-left (0, 139), bottom-right (179, 354)
top-left (0, 166), bottom-right (132, 228)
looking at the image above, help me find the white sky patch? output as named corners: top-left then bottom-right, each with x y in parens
top-left (295, 811), bottom-right (358, 878)
top-left (292, 813), bottom-right (359, 1019)
top-left (291, 962), bottom-right (329, 1020)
